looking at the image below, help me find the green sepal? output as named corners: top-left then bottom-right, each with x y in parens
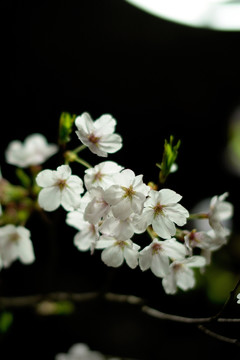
top-left (157, 135), bottom-right (181, 184)
top-left (15, 168), bottom-right (31, 188)
top-left (58, 112), bottom-right (76, 145)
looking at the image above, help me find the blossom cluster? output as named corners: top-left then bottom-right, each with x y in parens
top-left (0, 111), bottom-right (235, 297)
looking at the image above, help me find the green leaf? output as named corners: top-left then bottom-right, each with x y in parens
top-left (0, 311), bottom-right (13, 333)
top-left (58, 112), bottom-right (76, 145)
top-left (157, 135), bottom-right (181, 184)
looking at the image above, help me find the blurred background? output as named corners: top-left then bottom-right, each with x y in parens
top-left (1, 0), bottom-right (240, 359)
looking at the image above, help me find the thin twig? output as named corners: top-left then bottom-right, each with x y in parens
top-left (198, 325), bottom-right (240, 347)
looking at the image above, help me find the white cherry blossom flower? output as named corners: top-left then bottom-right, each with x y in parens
top-left (75, 112), bottom-right (122, 157)
top-left (84, 187), bottom-right (110, 225)
top-left (184, 229), bottom-right (228, 256)
top-left (0, 224), bottom-right (35, 268)
top-left (36, 165), bottom-right (84, 212)
top-left (237, 293), bottom-right (240, 304)
top-left (208, 192), bottom-right (233, 236)
top-left (140, 189), bottom-right (189, 239)
top-left (99, 211), bottom-right (138, 240)
top-left (139, 238), bottom-right (187, 278)
top-left (66, 209), bottom-right (99, 252)
top-left (104, 169), bottom-right (150, 220)
top-left (162, 256), bottom-right (206, 294)
top-left (84, 161), bottom-right (124, 190)
top-left (95, 235), bottom-right (140, 268)
top-left (5, 133), bottom-right (58, 168)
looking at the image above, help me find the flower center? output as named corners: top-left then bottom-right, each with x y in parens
top-left (10, 233), bottom-right (20, 243)
top-left (88, 133), bottom-right (100, 144)
top-left (93, 171), bottom-right (103, 183)
top-left (153, 202), bottom-right (164, 216)
top-left (122, 185), bottom-right (136, 199)
top-left (115, 240), bottom-right (127, 248)
top-left (57, 179), bottom-right (67, 191)
top-left (152, 242), bottom-right (162, 255)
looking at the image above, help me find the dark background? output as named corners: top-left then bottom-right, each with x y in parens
top-left (1, 0), bottom-right (240, 359)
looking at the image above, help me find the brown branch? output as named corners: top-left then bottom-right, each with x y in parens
top-left (198, 325), bottom-right (240, 347)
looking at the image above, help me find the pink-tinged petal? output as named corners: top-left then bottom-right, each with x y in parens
top-left (38, 187), bottom-right (61, 211)
top-left (124, 246), bottom-right (139, 269)
top-left (66, 210), bottom-right (85, 230)
top-left (152, 215), bottom-right (176, 239)
top-left (36, 169), bottom-right (56, 187)
top-left (151, 253), bottom-right (169, 277)
top-left (159, 189), bottom-right (182, 204)
top-left (101, 245), bottom-right (124, 267)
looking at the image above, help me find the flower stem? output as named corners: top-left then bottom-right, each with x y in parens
top-left (188, 213), bottom-right (209, 220)
top-left (75, 157), bottom-right (92, 169)
top-left (73, 144), bottom-right (87, 154)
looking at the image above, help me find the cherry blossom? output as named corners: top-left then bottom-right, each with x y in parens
top-left (66, 209), bottom-right (99, 252)
top-left (0, 224), bottom-right (35, 268)
top-left (84, 187), bottom-right (110, 224)
top-left (104, 169), bottom-right (150, 220)
top-left (162, 256), bottom-right (206, 294)
top-left (184, 229), bottom-right (228, 256)
top-left (84, 161), bottom-right (124, 190)
top-left (75, 112), bottom-right (122, 157)
top-left (139, 189), bottom-right (189, 239)
top-left (139, 238), bottom-right (187, 278)
top-left (36, 165), bottom-right (84, 211)
top-left (208, 192), bottom-right (233, 236)
top-left (95, 235), bottom-right (140, 268)
top-left (5, 133), bottom-right (58, 168)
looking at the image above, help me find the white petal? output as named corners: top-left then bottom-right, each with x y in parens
top-left (164, 203), bottom-right (189, 226)
top-left (163, 238), bottom-right (187, 260)
top-left (75, 112), bottom-right (94, 133)
top-left (139, 246), bottom-right (152, 271)
top-left (101, 245), bottom-right (124, 267)
top-left (73, 229), bottom-right (95, 251)
top-left (151, 253), bottom-right (169, 277)
top-left (36, 169), bottom-right (56, 187)
top-left (56, 165), bottom-right (72, 179)
top-left (94, 114), bottom-right (117, 134)
top-left (17, 237), bottom-right (35, 264)
top-left (183, 255), bottom-right (206, 268)
top-left (38, 187), bottom-right (61, 211)
top-left (162, 271), bottom-right (177, 294)
top-left (159, 189), bottom-right (182, 204)
top-left (176, 267), bottom-right (195, 291)
top-left (152, 215), bottom-right (176, 239)
top-left (98, 134), bottom-right (122, 154)
top-left (124, 246), bottom-right (139, 269)
top-left (61, 187), bottom-right (81, 211)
